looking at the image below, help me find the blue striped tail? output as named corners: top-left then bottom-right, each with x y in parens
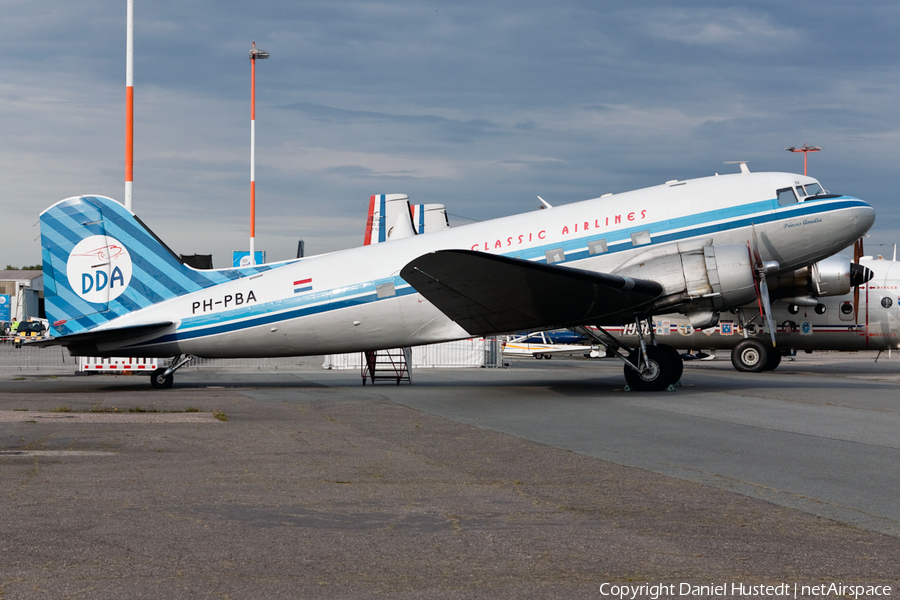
top-left (40, 195), bottom-right (281, 338)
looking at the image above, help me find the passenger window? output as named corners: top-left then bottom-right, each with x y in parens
top-left (777, 188), bottom-right (797, 206)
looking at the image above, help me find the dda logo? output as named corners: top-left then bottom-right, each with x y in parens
top-left (66, 235), bottom-right (133, 304)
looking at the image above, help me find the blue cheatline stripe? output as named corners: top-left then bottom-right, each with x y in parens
top-left (135, 279), bottom-right (417, 345)
top-left (294, 287), bottom-right (312, 293)
top-left (179, 282), bottom-right (371, 330)
top-left (516, 198), bottom-right (865, 264)
top-left (134, 283), bottom-right (419, 348)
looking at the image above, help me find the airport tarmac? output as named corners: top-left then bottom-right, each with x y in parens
top-left (1, 353), bottom-right (899, 598)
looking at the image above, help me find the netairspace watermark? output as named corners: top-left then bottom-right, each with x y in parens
top-left (598, 582), bottom-right (892, 599)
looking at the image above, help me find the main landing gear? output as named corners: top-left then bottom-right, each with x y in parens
top-left (149, 354), bottom-right (193, 389)
top-left (575, 318), bottom-right (683, 392)
top-left (731, 338), bottom-right (781, 372)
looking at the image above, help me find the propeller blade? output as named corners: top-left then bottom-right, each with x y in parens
top-left (851, 238), bottom-right (869, 324)
top-left (748, 230), bottom-right (779, 347)
top-left (759, 277), bottom-right (776, 347)
top-left (749, 224), bottom-right (763, 267)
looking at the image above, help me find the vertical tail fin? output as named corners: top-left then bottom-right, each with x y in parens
top-left (411, 203), bottom-right (450, 234)
top-left (363, 194), bottom-right (419, 245)
top-left (40, 195), bottom-right (276, 337)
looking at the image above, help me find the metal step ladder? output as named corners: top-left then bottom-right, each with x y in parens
top-left (361, 347), bottom-right (412, 385)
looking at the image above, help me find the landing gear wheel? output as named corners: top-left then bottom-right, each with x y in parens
top-left (731, 338), bottom-right (769, 373)
top-left (150, 368), bottom-right (174, 390)
top-left (623, 345), bottom-right (682, 391)
top-left (762, 349), bottom-right (782, 371)
top-left (656, 344), bottom-right (683, 384)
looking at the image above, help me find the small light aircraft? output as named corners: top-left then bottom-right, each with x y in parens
top-left (605, 251), bottom-right (897, 372)
top-left (502, 330), bottom-right (592, 360)
top-left (36, 165), bottom-right (875, 390)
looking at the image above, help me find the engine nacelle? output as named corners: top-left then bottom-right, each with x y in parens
top-left (613, 242), bottom-right (758, 318)
top-left (768, 254), bottom-right (871, 301)
top-left (700, 244), bottom-right (758, 310)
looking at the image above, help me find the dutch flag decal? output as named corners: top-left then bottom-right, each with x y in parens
top-left (294, 278), bottom-right (312, 293)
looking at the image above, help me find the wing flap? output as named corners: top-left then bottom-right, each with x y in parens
top-left (400, 250), bottom-right (664, 335)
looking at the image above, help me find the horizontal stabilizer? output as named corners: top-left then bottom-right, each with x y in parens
top-left (26, 322), bottom-right (174, 352)
top-left (400, 250), bottom-right (664, 335)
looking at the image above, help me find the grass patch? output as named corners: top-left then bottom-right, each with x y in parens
top-left (38, 406), bottom-right (224, 418)
top-left (87, 405), bottom-right (203, 414)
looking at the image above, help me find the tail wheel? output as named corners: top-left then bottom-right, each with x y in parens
top-left (624, 344), bottom-right (682, 391)
top-left (731, 338), bottom-right (769, 373)
top-left (150, 368), bottom-right (174, 390)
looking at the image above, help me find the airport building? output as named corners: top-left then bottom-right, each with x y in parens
top-left (0, 270), bottom-right (44, 324)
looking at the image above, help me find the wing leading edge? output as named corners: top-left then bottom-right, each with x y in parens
top-left (400, 250), bottom-right (665, 335)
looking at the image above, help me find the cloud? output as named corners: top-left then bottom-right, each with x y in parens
top-left (643, 8), bottom-right (801, 54)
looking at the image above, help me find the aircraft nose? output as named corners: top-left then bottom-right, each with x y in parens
top-left (854, 201), bottom-right (876, 236)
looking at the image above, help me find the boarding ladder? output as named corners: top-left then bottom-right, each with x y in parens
top-left (361, 347), bottom-right (412, 385)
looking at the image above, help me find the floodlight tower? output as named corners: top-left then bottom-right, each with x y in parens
top-left (249, 42), bottom-right (269, 266)
top-left (125, 0), bottom-right (134, 212)
top-left (784, 144), bottom-right (822, 176)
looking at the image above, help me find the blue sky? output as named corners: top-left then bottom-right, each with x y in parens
top-left (3, 1), bottom-right (900, 267)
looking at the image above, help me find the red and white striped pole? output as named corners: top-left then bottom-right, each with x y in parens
top-left (125, 0), bottom-right (134, 212)
top-left (249, 42), bottom-right (269, 266)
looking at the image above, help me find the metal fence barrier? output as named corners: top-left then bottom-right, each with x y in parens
top-left (0, 344), bottom-right (72, 370)
top-left (1, 337), bottom-right (505, 371)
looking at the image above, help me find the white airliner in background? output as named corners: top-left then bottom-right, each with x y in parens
top-left (608, 254), bottom-right (898, 372)
top-left (36, 165), bottom-right (874, 390)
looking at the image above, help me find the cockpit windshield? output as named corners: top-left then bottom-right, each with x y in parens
top-left (800, 182), bottom-right (823, 197)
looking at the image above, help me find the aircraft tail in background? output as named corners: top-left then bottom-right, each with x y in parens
top-left (364, 193), bottom-right (449, 244)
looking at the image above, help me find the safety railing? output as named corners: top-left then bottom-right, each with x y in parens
top-left (1, 337), bottom-right (505, 371)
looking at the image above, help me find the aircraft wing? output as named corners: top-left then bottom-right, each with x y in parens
top-left (400, 250), bottom-right (664, 335)
top-left (26, 322), bottom-right (174, 351)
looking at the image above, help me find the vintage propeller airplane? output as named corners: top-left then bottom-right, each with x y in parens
top-left (35, 165), bottom-right (874, 390)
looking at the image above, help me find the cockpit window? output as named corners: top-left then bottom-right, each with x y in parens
top-left (801, 182), bottom-right (823, 197)
top-left (777, 187), bottom-right (798, 206)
